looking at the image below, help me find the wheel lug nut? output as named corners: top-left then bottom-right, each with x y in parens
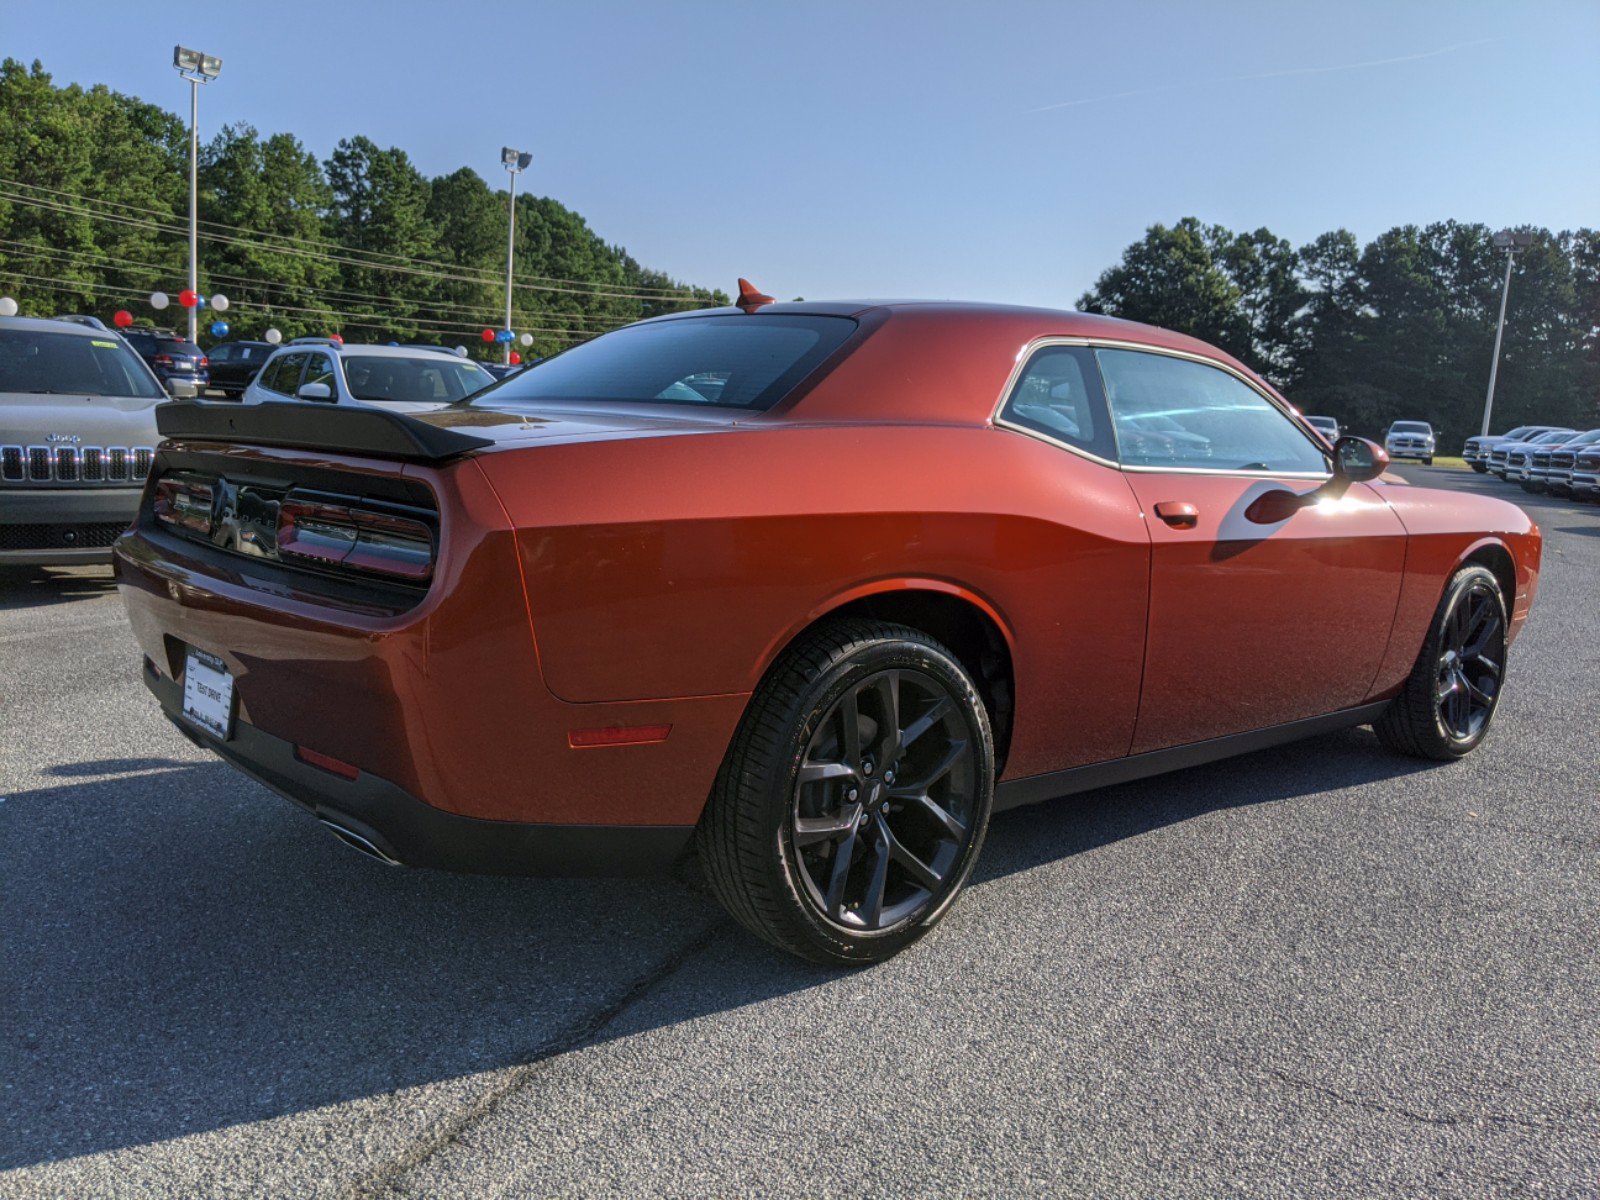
top-left (847, 788), bottom-right (858, 801)
top-left (862, 762), bottom-right (873, 775)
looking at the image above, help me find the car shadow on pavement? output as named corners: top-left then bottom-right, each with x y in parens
top-left (0, 565), bottom-right (119, 610)
top-left (2, 727), bottom-right (1440, 1170)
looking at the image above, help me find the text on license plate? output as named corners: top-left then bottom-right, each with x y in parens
top-left (182, 647), bottom-right (234, 740)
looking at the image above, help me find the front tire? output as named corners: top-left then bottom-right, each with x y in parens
top-left (1424, 457), bottom-right (1434, 466)
top-left (1374, 565), bottom-right (1508, 761)
top-left (696, 618), bottom-right (994, 965)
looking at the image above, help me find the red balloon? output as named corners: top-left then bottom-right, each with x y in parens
top-left (329, 333), bottom-right (343, 345)
top-left (481, 328), bottom-right (496, 342)
top-left (112, 309), bottom-right (133, 328)
top-left (178, 289), bottom-right (198, 308)
top-left (509, 351), bottom-right (522, 365)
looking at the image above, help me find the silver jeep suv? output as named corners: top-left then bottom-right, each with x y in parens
top-left (1, 316), bottom-right (166, 565)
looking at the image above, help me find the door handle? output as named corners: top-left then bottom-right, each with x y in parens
top-left (1153, 501), bottom-right (1199, 529)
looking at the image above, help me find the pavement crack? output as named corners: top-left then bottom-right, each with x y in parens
top-left (343, 917), bottom-right (727, 1199)
top-left (1246, 1061), bottom-right (1589, 1133)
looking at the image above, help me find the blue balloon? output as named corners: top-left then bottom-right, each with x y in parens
top-left (388, 341), bottom-right (399, 347)
top-left (196, 295), bottom-right (206, 308)
top-left (495, 328), bottom-right (514, 343)
top-left (209, 320), bottom-right (229, 337)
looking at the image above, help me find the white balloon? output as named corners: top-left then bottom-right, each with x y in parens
top-left (0, 296), bottom-right (17, 317)
top-left (150, 291), bottom-right (170, 310)
top-left (453, 345), bottom-right (468, 358)
top-left (519, 332), bottom-right (534, 347)
top-left (210, 294), bottom-right (229, 312)
top-left (264, 327), bottom-right (283, 345)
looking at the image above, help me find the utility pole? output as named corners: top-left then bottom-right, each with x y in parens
top-left (1481, 229), bottom-right (1534, 437)
top-left (173, 47), bottom-right (221, 346)
top-left (501, 147), bottom-right (532, 365)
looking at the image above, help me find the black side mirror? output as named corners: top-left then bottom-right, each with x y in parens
top-left (1332, 436), bottom-right (1388, 483)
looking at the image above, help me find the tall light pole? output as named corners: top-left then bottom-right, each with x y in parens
top-left (501, 147), bottom-right (532, 365)
top-left (1480, 229), bottom-right (1534, 437)
top-left (173, 46), bottom-right (222, 347)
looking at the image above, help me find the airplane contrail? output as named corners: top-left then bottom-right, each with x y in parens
top-left (1027, 36), bottom-right (1500, 113)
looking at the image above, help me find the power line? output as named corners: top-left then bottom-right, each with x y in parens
top-left (0, 176), bottom-right (718, 301)
top-left (0, 236), bottom-right (643, 330)
top-left (0, 271), bottom-right (622, 341)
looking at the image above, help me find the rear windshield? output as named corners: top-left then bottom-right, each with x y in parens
top-left (342, 355), bottom-right (493, 404)
top-left (474, 314), bottom-right (857, 412)
top-left (0, 328), bottom-right (164, 399)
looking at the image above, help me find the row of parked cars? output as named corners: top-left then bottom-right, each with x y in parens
top-left (0, 313), bottom-right (514, 566)
top-left (1461, 425), bottom-right (1600, 500)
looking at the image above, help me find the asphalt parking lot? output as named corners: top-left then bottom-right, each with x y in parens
top-left (2, 465), bottom-right (1596, 1199)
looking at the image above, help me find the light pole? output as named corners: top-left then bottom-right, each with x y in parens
top-left (1480, 229), bottom-right (1534, 437)
top-left (500, 147), bottom-right (532, 365)
top-left (173, 46), bottom-right (222, 347)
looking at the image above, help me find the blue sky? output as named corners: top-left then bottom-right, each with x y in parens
top-left (5, 1), bottom-right (1597, 308)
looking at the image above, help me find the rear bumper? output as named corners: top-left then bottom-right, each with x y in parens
top-left (144, 660), bottom-right (693, 875)
top-left (1, 487), bottom-right (140, 565)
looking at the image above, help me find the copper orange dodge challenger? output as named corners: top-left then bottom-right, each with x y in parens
top-left (115, 293), bottom-right (1541, 964)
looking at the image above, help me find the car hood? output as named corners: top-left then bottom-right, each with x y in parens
top-left (413, 402), bottom-right (747, 449)
top-left (0, 392), bottom-right (166, 445)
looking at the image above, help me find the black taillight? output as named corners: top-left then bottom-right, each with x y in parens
top-left (277, 493), bottom-right (434, 581)
top-left (153, 476), bottom-right (214, 534)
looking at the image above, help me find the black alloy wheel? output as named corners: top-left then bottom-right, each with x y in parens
top-left (1376, 564), bottom-right (1508, 760)
top-left (696, 618), bottom-right (994, 965)
top-left (791, 667), bottom-right (979, 933)
top-left (1432, 576), bottom-right (1504, 742)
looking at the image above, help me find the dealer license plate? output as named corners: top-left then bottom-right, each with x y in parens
top-left (182, 647), bottom-right (235, 741)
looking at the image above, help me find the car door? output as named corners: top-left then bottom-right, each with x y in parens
top-left (1095, 347), bottom-right (1407, 753)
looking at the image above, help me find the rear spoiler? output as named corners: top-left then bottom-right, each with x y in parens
top-left (156, 400), bottom-right (494, 463)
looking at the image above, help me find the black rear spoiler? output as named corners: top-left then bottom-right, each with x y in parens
top-left (155, 400), bottom-right (494, 463)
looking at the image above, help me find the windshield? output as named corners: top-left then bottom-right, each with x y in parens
top-left (1532, 430), bottom-right (1576, 444)
top-left (1391, 422), bottom-right (1432, 433)
top-left (341, 355), bottom-right (492, 404)
top-left (0, 329), bottom-right (164, 399)
top-left (1561, 429), bottom-right (1600, 445)
top-left (472, 314), bottom-right (858, 412)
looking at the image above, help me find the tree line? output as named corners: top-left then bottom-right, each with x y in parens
top-left (0, 59), bottom-right (726, 359)
top-left (2, 57), bottom-right (1595, 443)
top-left (1079, 217), bottom-right (1599, 447)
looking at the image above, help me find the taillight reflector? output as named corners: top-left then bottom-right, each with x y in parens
top-left (568, 724), bottom-right (672, 749)
top-left (295, 745), bottom-right (361, 780)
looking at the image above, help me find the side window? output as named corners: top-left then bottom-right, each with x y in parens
top-left (302, 354), bottom-right (338, 400)
top-left (261, 352), bottom-right (308, 396)
top-left (1097, 349), bottom-right (1327, 473)
top-left (209, 345), bottom-right (233, 363)
top-left (997, 345), bottom-right (1115, 461)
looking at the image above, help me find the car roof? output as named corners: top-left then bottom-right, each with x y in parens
top-left (273, 342), bottom-right (474, 359)
top-left (0, 315), bottom-right (112, 338)
top-left (635, 300), bottom-right (1277, 426)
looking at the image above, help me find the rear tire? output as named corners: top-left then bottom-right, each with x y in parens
top-left (1374, 565), bottom-right (1507, 761)
top-left (696, 618), bottom-right (994, 966)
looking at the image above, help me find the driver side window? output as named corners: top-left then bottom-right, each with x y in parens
top-left (1096, 349), bottom-right (1327, 474)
